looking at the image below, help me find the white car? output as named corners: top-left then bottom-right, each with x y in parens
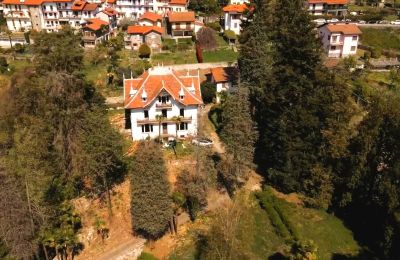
top-left (313, 18), bottom-right (326, 25)
top-left (328, 18), bottom-right (339, 23)
top-left (192, 138), bottom-right (213, 147)
top-left (390, 20), bottom-right (400, 25)
top-left (358, 20), bottom-right (366, 24)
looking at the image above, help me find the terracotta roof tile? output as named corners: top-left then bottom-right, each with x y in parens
top-left (223, 4), bottom-right (248, 13)
top-left (168, 11), bottom-right (195, 22)
top-left (127, 25), bottom-right (164, 35)
top-left (325, 23), bottom-right (362, 34)
top-left (124, 67), bottom-right (203, 109)
top-left (211, 67), bottom-right (238, 83)
top-left (83, 2), bottom-right (98, 11)
top-left (102, 7), bottom-right (117, 16)
top-left (84, 18), bottom-right (108, 31)
top-left (139, 12), bottom-right (162, 22)
top-left (169, 0), bottom-right (186, 5)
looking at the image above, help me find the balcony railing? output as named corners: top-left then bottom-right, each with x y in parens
top-left (330, 41), bottom-right (344, 45)
top-left (155, 102), bottom-right (172, 109)
top-left (137, 116), bottom-right (192, 125)
top-left (82, 35), bottom-right (96, 41)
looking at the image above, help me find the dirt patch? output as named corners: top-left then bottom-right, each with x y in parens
top-left (271, 188), bottom-right (304, 206)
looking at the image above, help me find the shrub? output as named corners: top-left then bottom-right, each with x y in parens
top-left (138, 44), bottom-right (151, 59)
top-left (205, 21), bottom-right (222, 32)
top-left (371, 47), bottom-right (382, 58)
top-left (223, 30), bottom-right (237, 41)
top-left (209, 104), bottom-right (223, 131)
top-left (138, 252), bottom-right (158, 260)
top-left (0, 57), bottom-right (8, 73)
top-left (197, 27), bottom-right (218, 51)
top-left (201, 81), bottom-right (216, 104)
top-left (13, 43), bottom-right (25, 53)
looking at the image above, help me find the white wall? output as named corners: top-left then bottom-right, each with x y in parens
top-left (318, 26), bottom-right (359, 58)
top-left (224, 12), bottom-right (242, 35)
top-left (342, 35), bottom-right (358, 57)
top-left (129, 92), bottom-right (199, 140)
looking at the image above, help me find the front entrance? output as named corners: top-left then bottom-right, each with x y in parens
top-left (162, 123), bottom-right (168, 134)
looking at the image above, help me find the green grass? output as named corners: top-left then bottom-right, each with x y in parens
top-left (138, 252), bottom-right (158, 260)
top-left (203, 49), bottom-right (238, 63)
top-left (360, 28), bottom-right (400, 51)
top-left (151, 51), bottom-right (197, 65)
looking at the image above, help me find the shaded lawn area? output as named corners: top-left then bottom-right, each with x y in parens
top-left (203, 49), bottom-right (238, 63)
top-left (360, 28), bottom-right (400, 51)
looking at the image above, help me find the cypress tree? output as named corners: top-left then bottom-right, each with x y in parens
top-left (131, 141), bottom-right (173, 239)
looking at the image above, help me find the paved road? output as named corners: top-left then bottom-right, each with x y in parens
top-left (97, 237), bottom-right (146, 260)
top-left (356, 23), bottom-right (400, 28)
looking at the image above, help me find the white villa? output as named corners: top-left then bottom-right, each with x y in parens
top-left (223, 0), bottom-right (249, 35)
top-left (305, 0), bottom-right (349, 16)
top-left (318, 23), bottom-right (361, 58)
top-left (123, 66), bottom-right (203, 141)
top-left (210, 67), bottom-right (237, 103)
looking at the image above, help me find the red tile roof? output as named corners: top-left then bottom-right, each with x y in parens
top-left (211, 67), bottom-right (238, 83)
top-left (139, 12), bottom-right (162, 22)
top-left (127, 25), bottom-right (164, 35)
top-left (2, 0), bottom-right (43, 5)
top-left (107, 0), bottom-right (116, 3)
top-left (124, 67), bottom-right (203, 109)
top-left (71, 0), bottom-right (86, 10)
top-left (102, 7), bottom-right (117, 16)
top-left (168, 11), bottom-right (195, 22)
top-left (325, 23), bottom-right (362, 34)
top-left (308, 0), bottom-right (349, 4)
top-left (83, 2), bottom-right (98, 11)
top-left (84, 18), bottom-right (108, 31)
top-left (169, 0), bottom-right (186, 5)
top-left (223, 4), bottom-right (248, 13)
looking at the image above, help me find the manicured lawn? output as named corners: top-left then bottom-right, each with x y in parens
top-left (360, 28), bottom-right (400, 51)
top-left (203, 49), bottom-right (238, 63)
top-left (151, 51), bottom-right (197, 65)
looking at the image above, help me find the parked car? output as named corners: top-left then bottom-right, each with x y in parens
top-left (390, 20), bottom-right (400, 25)
top-left (192, 138), bottom-right (213, 147)
top-left (350, 11), bottom-right (358, 16)
top-left (313, 18), bottom-right (326, 25)
top-left (379, 20), bottom-right (390, 24)
top-left (328, 18), bottom-right (339, 23)
top-left (358, 20), bottom-right (366, 24)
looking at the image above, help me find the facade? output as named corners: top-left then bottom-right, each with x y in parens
top-left (318, 23), bottom-right (361, 58)
top-left (114, 0), bottom-right (187, 21)
top-left (123, 66), bottom-right (203, 141)
top-left (138, 11), bottom-right (162, 26)
top-left (222, 3), bottom-right (248, 35)
top-left (210, 67), bottom-right (237, 103)
top-left (167, 11), bottom-right (194, 38)
top-left (306, 0), bottom-right (349, 16)
top-left (81, 17), bottom-right (110, 47)
top-left (126, 24), bottom-right (163, 50)
top-left (96, 7), bottom-right (118, 29)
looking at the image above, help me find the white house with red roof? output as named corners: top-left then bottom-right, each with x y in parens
top-left (223, 0), bottom-right (249, 35)
top-left (123, 65), bottom-right (203, 141)
top-left (318, 23), bottom-right (361, 58)
top-left (167, 11), bottom-right (195, 38)
top-left (305, 0), bottom-right (349, 16)
top-left (210, 66), bottom-right (238, 103)
top-left (81, 17), bottom-right (110, 47)
top-left (138, 11), bottom-right (162, 27)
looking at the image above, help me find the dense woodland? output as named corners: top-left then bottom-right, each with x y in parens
top-left (1, 0), bottom-right (400, 259)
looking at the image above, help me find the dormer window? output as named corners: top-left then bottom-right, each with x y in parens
top-left (142, 88), bottom-right (147, 102)
top-left (179, 87), bottom-right (185, 100)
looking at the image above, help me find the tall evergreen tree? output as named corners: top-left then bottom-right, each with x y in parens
top-left (131, 141), bottom-right (173, 239)
top-left (239, 0), bottom-right (357, 207)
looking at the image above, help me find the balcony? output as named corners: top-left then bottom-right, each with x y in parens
top-left (137, 116), bottom-right (192, 125)
top-left (156, 102), bottom-right (172, 109)
top-left (82, 35), bottom-right (96, 41)
top-left (330, 41), bottom-right (343, 45)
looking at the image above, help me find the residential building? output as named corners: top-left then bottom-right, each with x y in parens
top-left (138, 11), bottom-right (162, 26)
top-left (126, 24), bottom-right (163, 50)
top-left (306, 0), bottom-right (349, 16)
top-left (81, 17), bottom-right (110, 47)
top-left (2, 0), bottom-right (43, 32)
top-left (167, 11), bottom-right (194, 38)
top-left (96, 7), bottom-right (118, 29)
top-left (210, 67), bottom-right (237, 103)
top-left (318, 23), bottom-right (361, 58)
top-left (123, 66), bottom-right (203, 141)
top-left (114, 0), bottom-right (187, 21)
top-left (223, 3), bottom-right (248, 35)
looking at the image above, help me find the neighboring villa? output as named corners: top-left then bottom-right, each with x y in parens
top-left (223, 0), bottom-right (249, 35)
top-left (126, 24), bottom-right (163, 50)
top-left (114, 0), bottom-right (188, 21)
top-left (305, 0), bottom-right (349, 16)
top-left (81, 17), bottom-right (110, 47)
top-left (123, 66), bottom-right (203, 141)
top-left (210, 67), bottom-right (237, 103)
top-left (166, 11), bottom-right (195, 38)
top-left (318, 23), bottom-right (361, 58)
top-left (138, 11), bottom-right (162, 27)
top-left (96, 7), bottom-right (118, 29)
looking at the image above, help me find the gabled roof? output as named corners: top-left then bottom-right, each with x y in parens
top-left (124, 67), bottom-right (203, 109)
top-left (308, 0), bottom-right (349, 4)
top-left (2, 0), bottom-right (72, 4)
top-left (211, 67), bottom-right (238, 83)
top-left (169, 0), bottom-right (187, 5)
top-left (102, 7), bottom-right (117, 16)
top-left (71, 0), bottom-right (86, 10)
top-left (223, 4), bottom-right (248, 13)
top-left (83, 2), bottom-right (98, 11)
top-left (168, 11), bottom-right (195, 22)
top-left (127, 25), bottom-right (164, 35)
top-left (323, 23), bottom-right (362, 35)
top-left (139, 12), bottom-right (162, 22)
top-left (84, 18), bottom-right (108, 31)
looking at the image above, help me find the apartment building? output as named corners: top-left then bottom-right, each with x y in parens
top-left (318, 23), bottom-right (361, 58)
top-left (123, 65), bottom-right (203, 141)
top-left (306, 0), bottom-right (349, 16)
top-left (166, 11), bottom-right (194, 38)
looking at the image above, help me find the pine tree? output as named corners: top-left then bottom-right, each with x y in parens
top-left (219, 86), bottom-right (257, 192)
top-left (131, 141), bottom-right (173, 239)
top-left (239, 0), bottom-right (357, 207)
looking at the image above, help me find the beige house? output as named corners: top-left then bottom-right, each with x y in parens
top-left (138, 12), bottom-right (162, 27)
top-left (167, 11), bottom-right (194, 38)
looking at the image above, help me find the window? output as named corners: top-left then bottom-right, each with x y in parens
top-left (352, 35), bottom-right (358, 41)
top-left (332, 36), bottom-right (337, 42)
top-left (328, 36), bottom-right (330, 40)
top-left (144, 110), bottom-right (149, 118)
top-left (162, 109), bottom-right (167, 117)
top-left (50, 5), bottom-right (53, 11)
top-left (180, 108), bottom-right (184, 117)
top-left (351, 46), bottom-right (356, 51)
top-left (234, 23), bottom-right (238, 28)
top-left (177, 122), bottom-right (188, 130)
top-left (330, 46), bottom-right (336, 50)
top-left (141, 124), bottom-right (153, 133)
